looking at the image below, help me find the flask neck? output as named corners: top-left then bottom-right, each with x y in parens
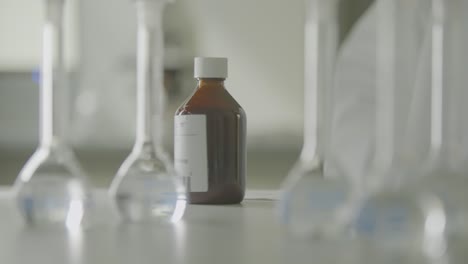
top-left (300, 0), bottom-right (338, 164)
top-left (133, 0), bottom-right (167, 156)
top-left (197, 78), bottom-right (226, 89)
top-left (39, 0), bottom-right (67, 149)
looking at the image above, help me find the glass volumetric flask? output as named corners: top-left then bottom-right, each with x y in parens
top-left (13, 0), bottom-right (94, 229)
top-left (109, 0), bottom-right (186, 223)
top-left (277, 0), bottom-right (353, 239)
top-left (416, 0), bottom-right (468, 239)
top-left (353, 0), bottom-right (447, 256)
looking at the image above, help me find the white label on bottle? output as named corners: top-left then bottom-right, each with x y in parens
top-left (174, 115), bottom-right (208, 192)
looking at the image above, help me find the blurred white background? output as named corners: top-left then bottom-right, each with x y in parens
top-left (0, 0), bottom-right (372, 187)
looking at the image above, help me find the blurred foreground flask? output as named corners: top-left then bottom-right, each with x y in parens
top-left (416, 0), bottom-right (468, 241)
top-left (353, 0), bottom-right (447, 257)
top-left (277, 0), bottom-right (353, 239)
top-left (13, 0), bottom-right (93, 229)
top-left (109, 0), bottom-right (186, 223)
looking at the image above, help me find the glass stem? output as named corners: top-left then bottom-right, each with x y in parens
top-left (40, 0), bottom-right (66, 150)
top-left (374, 0), bottom-right (396, 183)
top-left (301, 0), bottom-right (337, 165)
top-left (134, 0), bottom-right (166, 157)
top-left (429, 0), bottom-right (445, 162)
top-left (301, 10), bottom-right (322, 164)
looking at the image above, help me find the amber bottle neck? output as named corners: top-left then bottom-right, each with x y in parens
top-left (197, 78), bottom-right (225, 89)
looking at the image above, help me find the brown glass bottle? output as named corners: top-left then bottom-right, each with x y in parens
top-left (174, 57), bottom-right (246, 204)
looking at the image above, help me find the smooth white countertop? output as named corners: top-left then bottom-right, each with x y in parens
top-left (0, 189), bottom-right (451, 264)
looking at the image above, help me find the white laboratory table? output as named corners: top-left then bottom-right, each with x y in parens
top-left (0, 189), bottom-right (453, 264)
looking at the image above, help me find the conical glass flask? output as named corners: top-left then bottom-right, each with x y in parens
top-left (353, 0), bottom-right (446, 256)
top-left (13, 0), bottom-right (93, 229)
top-left (109, 0), bottom-right (186, 223)
top-left (277, 0), bottom-right (353, 239)
top-left (417, 0), bottom-right (468, 240)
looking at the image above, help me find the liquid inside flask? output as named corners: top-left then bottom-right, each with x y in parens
top-left (175, 57), bottom-right (246, 204)
top-left (109, 0), bottom-right (186, 223)
top-left (277, 0), bottom-right (353, 239)
top-left (13, 0), bottom-right (93, 228)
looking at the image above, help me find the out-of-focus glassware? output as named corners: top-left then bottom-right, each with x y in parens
top-left (417, 0), bottom-right (468, 241)
top-left (277, 0), bottom-right (353, 239)
top-left (13, 0), bottom-right (94, 229)
top-left (109, 0), bottom-right (186, 223)
top-left (353, 0), bottom-right (447, 256)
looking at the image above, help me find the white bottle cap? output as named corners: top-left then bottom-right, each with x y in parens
top-left (194, 57), bottom-right (228, 79)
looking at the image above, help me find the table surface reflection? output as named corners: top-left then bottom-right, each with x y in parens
top-left (0, 189), bottom-right (462, 264)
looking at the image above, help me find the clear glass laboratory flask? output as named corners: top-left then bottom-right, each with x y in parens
top-left (109, 0), bottom-right (186, 223)
top-left (13, 0), bottom-right (93, 229)
top-left (277, 0), bottom-right (354, 239)
top-left (353, 0), bottom-right (447, 257)
top-left (414, 0), bottom-right (468, 240)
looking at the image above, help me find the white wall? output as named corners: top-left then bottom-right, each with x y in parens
top-left (169, 0), bottom-right (305, 145)
top-left (169, 0), bottom-right (304, 138)
top-left (0, 0), bottom-right (79, 70)
top-left (0, 0), bottom-right (306, 151)
top-left (72, 0), bottom-right (306, 150)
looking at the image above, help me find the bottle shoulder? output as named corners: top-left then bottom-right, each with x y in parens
top-left (175, 87), bottom-right (245, 116)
